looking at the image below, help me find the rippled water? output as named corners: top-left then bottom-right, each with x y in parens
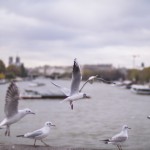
top-left (0, 78), bottom-right (150, 149)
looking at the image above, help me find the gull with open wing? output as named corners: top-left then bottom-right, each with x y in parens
top-left (0, 81), bottom-right (35, 136)
top-left (51, 58), bottom-right (90, 110)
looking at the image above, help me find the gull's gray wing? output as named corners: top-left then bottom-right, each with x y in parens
top-left (110, 136), bottom-right (127, 143)
top-left (79, 76), bottom-right (113, 92)
top-left (50, 81), bottom-right (70, 96)
top-left (79, 75), bottom-right (98, 92)
top-left (79, 79), bottom-right (89, 92)
top-left (110, 133), bottom-right (127, 143)
top-left (5, 81), bottom-right (19, 118)
top-left (25, 130), bottom-right (43, 138)
top-left (70, 58), bottom-right (81, 95)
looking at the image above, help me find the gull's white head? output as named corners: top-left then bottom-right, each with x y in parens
top-left (122, 125), bottom-right (131, 131)
top-left (23, 108), bottom-right (35, 115)
top-left (83, 93), bottom-right (91, 99)
top-left (45, 121), bottom-right (55, 127)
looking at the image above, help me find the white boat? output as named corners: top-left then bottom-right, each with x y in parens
top-left (20, 90), bottom-right (42, 99)
top-left (20, 89), bottom-right (66, 99)
top-left (0, 79), bottom-right (8, 85)
top-left (28, 82), bottom-right (45, 87)
top-left (131, 84), bottom-right (150, 95)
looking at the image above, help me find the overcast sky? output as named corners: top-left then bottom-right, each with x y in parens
top-left (0, 0), bottom-right (150, 68)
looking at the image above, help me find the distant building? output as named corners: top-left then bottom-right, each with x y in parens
top-left (83, 64), bottom-right (113, 71)
top-left (15, 56), bottom-right (21, 66)
top-left (29, 65), bottom-right (72, 78)
top-left (9, 57), bottom-right (13, 65)
top-left (8, 56), bottom-right (22, 67)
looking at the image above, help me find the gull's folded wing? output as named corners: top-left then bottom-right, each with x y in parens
top-left (25, 130), bottom-right (43, 138)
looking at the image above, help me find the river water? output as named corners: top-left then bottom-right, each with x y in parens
top-left (0, 78), bottom-right (150, 150)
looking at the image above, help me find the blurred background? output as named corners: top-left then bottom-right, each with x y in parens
top-left (0, 0), bottom-right (150, 149)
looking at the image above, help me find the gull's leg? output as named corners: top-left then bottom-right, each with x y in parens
top-left (116, 145), bottom-right (121, 150)
top-left (41, 140), bottom-right (49, 147)
top-left (5, 125), bottom-right (9, 136)
top-left (33, 139), bottom-right (36, 147)
top-left (70, 101), bottom-right (73, 110)
top-left (5, 130), bottom-right (7, 136)
top-left (119, 145), bottom-right (122, 150)
top-left (8, 126), bottom-right (10, 136)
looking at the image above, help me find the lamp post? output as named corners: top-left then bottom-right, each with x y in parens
top-left (132, 55), bottom-right (139, 69)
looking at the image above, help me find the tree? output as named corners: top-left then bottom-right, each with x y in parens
top-left (127, 69), bottom-right (139, 82)
top-left (20, 64), bottom-right (28, 77)
top-left (0, 59), bottom-right (6, 73)
top-left (141, 67), bottom-right (150, 82)
top-left (6, 65), bottom-right (21, 78)
top-left (0, 73), bottom-right (5, 79)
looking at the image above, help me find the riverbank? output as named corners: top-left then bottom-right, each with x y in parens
top-left (0, 144), bottom-right (106, 150)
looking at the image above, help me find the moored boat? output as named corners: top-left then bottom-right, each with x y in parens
top-left (131, 84), bottom-right (150, 95)
top-left (20, 89), bottom-right (66, 99)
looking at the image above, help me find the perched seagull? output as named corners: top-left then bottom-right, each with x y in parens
top-left (51, 58), bottom-right (90, 110)
top-left (17, 121), bottom-right (55, 147)
top-left (101, 125), bottom-right (131, 150)
top-left (79, 75), bottom-right (114, 92)
top-left (147, 116), bottom-right (150, 119)
top-left (0, 81), bottom-right (35, 136)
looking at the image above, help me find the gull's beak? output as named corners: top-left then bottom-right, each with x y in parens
top-left (31, 112), bottom-right (35, 115)
top-left (128, 127), bottom-right (131, 129)
top-left (85, 95), bottom-right (91, 99)
top-left (51, 124), bottom-right (56, 127)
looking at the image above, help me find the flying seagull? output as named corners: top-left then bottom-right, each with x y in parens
top-left (51, 58), bottom-right (90, 110)
top-left (17, 121), bottom-right (55, 147)
top-left (101, 125), bottom-right (131, 150)
top-left (0, 81), bottom-right (35, 136)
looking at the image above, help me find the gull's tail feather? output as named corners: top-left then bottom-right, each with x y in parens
top-left (16, 135), bottom-right (24, 137)
top-left (70, 101), bottom-right (73, 110)
top-left (0, 126), bottom-right (6, 129)
top-left (60, 98), bottom-right (68, 103)
top-left (100, 139), bottom-right (109, 144)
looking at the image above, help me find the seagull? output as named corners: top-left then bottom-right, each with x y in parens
top-left (51, 58), bottom-right (90, 110)
top-left (147, 116), bottom-right (150, 119)
top-left (101, 125), bottom-right (131, 150)
top-left (17, 121), bottom-right (55, 147)
top-left (0, 81), bottom-right (35, 136)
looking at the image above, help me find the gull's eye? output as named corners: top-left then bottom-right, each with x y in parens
top-left (26, 110), bottom-right (30, 113)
